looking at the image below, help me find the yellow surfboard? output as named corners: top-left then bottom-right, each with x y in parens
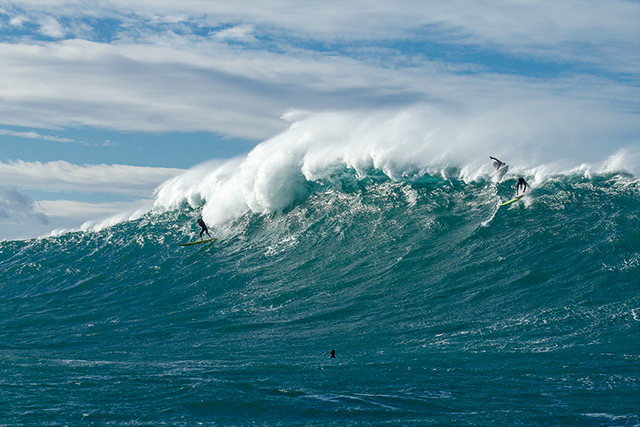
top-left (178, 238), bottom-right (217, 247)
top-left (499, 194), bottom-right (524, 207)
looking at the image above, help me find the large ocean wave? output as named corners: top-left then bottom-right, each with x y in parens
top-left (152, 108), bottom-right (639, 235)
top-left (1, 150), bottom-right (638, 424)
top-left (2, 108), bottom-right (639, 425)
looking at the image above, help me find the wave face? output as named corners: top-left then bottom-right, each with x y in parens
top-left (1, 164), bottom-right (639, 425)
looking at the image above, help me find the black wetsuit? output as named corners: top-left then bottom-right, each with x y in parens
top-left (197, 218), bottom-right (212, 239)
top-left (516, 177), bottom-right (528, 195)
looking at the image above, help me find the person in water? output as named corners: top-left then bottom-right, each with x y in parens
top-left (489, 156), bottom-right (506, 170)
top-left (330, 349), bottom-right (336, 358)
top-left (516, 177), bottom-right (528, 195)
top-left (197, 218), bottom-right (212, 240)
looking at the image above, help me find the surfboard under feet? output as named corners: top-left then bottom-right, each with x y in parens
top-left (499, 194), bottom-right (525, 207)
top-left (178, 238), bottom-right (217, 247)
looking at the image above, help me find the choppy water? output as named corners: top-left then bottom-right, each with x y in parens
top-left (1, 169), bottom-right (639, 426)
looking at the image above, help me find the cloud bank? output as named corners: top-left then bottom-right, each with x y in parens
top-left (0, 161), bottom-right (183, 240)
top-left (0, 160), bottom-right (183, 195)
top-left (0, 1), bottom-right (637, 140)
top-left (0, 186), bottom-right (48, 224)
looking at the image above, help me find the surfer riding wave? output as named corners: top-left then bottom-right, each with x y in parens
top-left (516, 177), bottom-right (528, 196)
top-left (197, 218), bottom-right (212, 240)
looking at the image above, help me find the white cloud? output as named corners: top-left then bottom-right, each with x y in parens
top-left (9, 14), bottom-right (26, 26)
top-left (38, 198), bottom-right (144, 217)
top-left (0, 160), bottom-right (177, 240)
top-left (0, 186), bottom-right (48, 225)
top-left (0, 160), bottom-right (184, 195)
top-left (40, 198), bottom-right (153, 233)
top-left (0, 33), bottom-right (636, 141)
top-left (413, 1), bottom-right (640, 73)
top-left (0, 128), bottom-right (75, 142)
top-left (38, 15), bottom-right (65, 38)
top-left (0, 194), bottom-right (153, 241)
top-left (0, 2), bottom-right (636, 155)
top-left (212, 25), bottom-right (256, 43)
top-left (0, 3), bottom-right (636, 109)
top-left (0, 37), bottom-right (422, 138)
top-left (3, 1), bottom-right (637, 71)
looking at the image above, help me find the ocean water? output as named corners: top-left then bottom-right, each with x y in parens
top-left (1, 164), bottom-right (639, 425)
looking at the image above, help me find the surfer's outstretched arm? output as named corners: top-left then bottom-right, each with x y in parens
top-left (489, 156), bottom-right (506, 170)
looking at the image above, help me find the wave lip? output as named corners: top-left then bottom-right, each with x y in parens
top-left (153, 109), bottom-right (639, 230)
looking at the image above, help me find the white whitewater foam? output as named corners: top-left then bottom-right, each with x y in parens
top-left (153, 106), bottom-right (639, 228)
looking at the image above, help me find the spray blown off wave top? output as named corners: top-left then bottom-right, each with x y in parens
top-left (154, 108), bottom-right (639, 228)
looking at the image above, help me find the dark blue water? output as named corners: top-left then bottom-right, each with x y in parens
top-left (1, 171), bottom-right (638, 426)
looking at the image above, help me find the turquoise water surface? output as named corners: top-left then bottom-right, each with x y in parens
top-left (1, 170), bottom-right (639, 426)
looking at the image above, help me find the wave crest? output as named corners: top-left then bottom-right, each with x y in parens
top-left (153, 108), bottom-right (639, 227)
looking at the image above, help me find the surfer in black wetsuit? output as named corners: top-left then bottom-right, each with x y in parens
top-left (330, 349), bottom-right (335, 358)
top-left (490, 156), bottom-right (506, 170)
top-left (197, 218), bottom-right (212, 240)
top-left (516, 177), bottom-right (528, 195)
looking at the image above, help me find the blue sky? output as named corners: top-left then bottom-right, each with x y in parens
top-left (0, 0), bottom-right (638, 240)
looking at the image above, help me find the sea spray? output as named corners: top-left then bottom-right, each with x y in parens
top-left (154, 109), bottom-right (639, 231)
